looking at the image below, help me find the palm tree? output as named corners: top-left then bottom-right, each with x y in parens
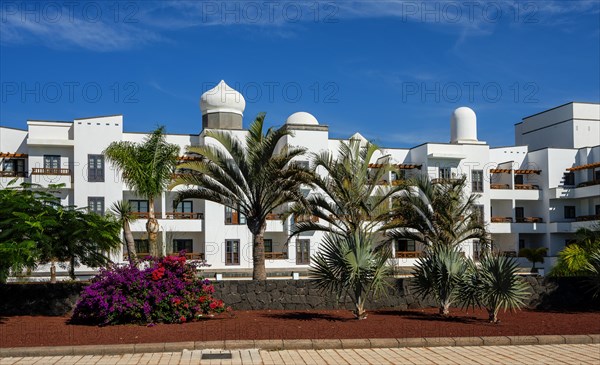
top-left (459, 253), bottom-right (530, 323)
top-left (171, 113), bottom-right (313, 280)
top-left (104, 126), bottom-right (180, 257)
top-left (310, 229), bottom-right (392, 319)
top-left (109, 200), bottom-right (137, 264)
top-left (290, 138), bottom-right (402, 237)
top-left (386, 174), bottom-right (487, 249)
top-left (412, 244), bottom-right (467, 316)
top-left (551, 224), bottom-right (600, 276)
top-left (518, 247), bottom-right (548, 273)
top-left (586, 251), bottom-right (600, 299)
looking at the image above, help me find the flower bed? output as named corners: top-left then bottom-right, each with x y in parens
top-left (71, 254), bottom-right (228, 325)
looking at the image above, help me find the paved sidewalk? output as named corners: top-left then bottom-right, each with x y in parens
top-left (1, 344), bottom-right (599, 364)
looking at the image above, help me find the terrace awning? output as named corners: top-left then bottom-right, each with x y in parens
top-left (514, 169), bottom-right (541, 175)
top-left (490, 168), bottom-right (512, 174)
top-left (397, 164), bottom-right (422, 170)
top-left (567, 161), bottom-right (600, 172)
top-left (0, 152), bottom-right (28, 158)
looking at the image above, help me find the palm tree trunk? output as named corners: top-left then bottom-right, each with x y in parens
top-left (123, 221), bottom-right (136, 264)
top-left (440, 301), bottom-right (451, 316)
top-left (354, 296), bottom-right (367, 320)
top-left (252, 224), bottom-right (267, 281)
top-left (50, 260), bottom-right (56, 284)
top-left (488, 307), bottom-right (499, 323)
top-left (69, 257), bottom-right (76, 280)
top-left (147, 198), bottom-right (160, 257)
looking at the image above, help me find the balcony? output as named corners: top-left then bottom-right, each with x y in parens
top-left (491, 183), bottom-right (510, 189)
top-left (29, 168), bottom-right (72, 188)
top-left (491, 216), bottom-right (513, 223)
top-left (130, 212), bottom-right (204, 232)
top-left (576, 215), bottom-right (600, 222)
top-left (577, 179), bottom-right (600, 188)
top-left (265, 252), bottom-right (288, 260)
top-left (31, 168), bottom-right (71, 175)
top-left (515, 184), bottom-right (539, 190)
top-left (431, 178), bottom-right (460, 184)
top-left (0, 171), bottom-right (28, 178)
top-left (294, 215), bottom-right (319, 223)
top-left (168, 252), bottom-right (205, 261)
top-left (395, 251), bottom-right (422, 259)
top-left (165, 212), bottom-right (204, 220)
top-left (515, 217), bottom-right (543, 223)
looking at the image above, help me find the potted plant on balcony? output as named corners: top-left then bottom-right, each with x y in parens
top-left (518, 247), bottom-right (548, 274)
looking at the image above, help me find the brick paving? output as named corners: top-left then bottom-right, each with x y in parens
top-left (1, 344), bottom-right (599, 364)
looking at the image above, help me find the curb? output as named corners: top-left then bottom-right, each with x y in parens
top-left (1, 334), bottom-right (598, 357)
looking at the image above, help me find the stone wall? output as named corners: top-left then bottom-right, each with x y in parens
top-left (1, 276), bottom-right (598, 316)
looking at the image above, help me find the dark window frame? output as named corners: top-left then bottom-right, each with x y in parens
top-left (134, 239), bottom-right (149, 254)
top-left (564, 206), bottom-right (576, 219)
top-left (174, 200), bottom-right (193, 213)
top-left (129, 200), bottom-right (149, 213)
top-left (264, 239), bottom-right (273, 253)
top-left (471, 170), bottom-right (484, 192)
top-left (88, 154), bottom-right (105, 182)
top-left (173, 239), bottom-right (193, 253)
top-left (225, 205), bottom-right (246, 225)
top-left (563, 172), bottom-right (575, 186)
top-left (296, 239), bottom-right (310, 265)
top-left (396, 239), bottom-right (416, 252)
top-left (43, 155), bottom-right (61, 169)
top-left (225, 239), bottom-right (240, 265)
top-left (88, 197), bottom-right (105, 216)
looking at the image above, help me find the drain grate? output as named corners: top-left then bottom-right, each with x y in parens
top-left (201, 353), bottom-right (233, 360)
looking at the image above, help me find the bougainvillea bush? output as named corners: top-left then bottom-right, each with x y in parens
top-left (72, 254), bottom-right (228, 325)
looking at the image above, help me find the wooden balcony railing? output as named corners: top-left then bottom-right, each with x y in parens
top-left (431, 178), bottom-right (460, 184)
top-left (577, 180), bottom-right (600, 188)
top-left (265, 252), bottom-right (288, 260)
top-left (490, 183), bottom-right (510, 189)
top-left (169, 252), bottom-right (205, 260)
top-left (515, 184), bottom-right (539, 190)
top-left (165, 212), bottom-right (204, 219)
top-left (0, 171), bottom-right (28, 178)
top-left (31, 168), bottom-right (71, 175)
top-left (294, 215), bottom-right (319, 223)
top-left (515, 217), bottom-right (543, 223)
top-left (266, 213), bottom-right (284, 220)
top-left (491, 216), bottom-right (513, 223)
top-left (131, 212), bottom-right (204, 219)
top-left (395, 251), bottom-right (422, 259)
top-left (576, 215), bottom-right (600, 222)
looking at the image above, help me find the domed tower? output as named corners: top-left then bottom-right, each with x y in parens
top-left (450, 106), bottom-right (481, 144)
top-left (200, 80), bottom-right (245, 130)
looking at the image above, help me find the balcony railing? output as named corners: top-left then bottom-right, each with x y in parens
top-left (515, 184), bottom-right (539, 190)
top-left (576, 215), bottom-right (600, 222)
top-left (491, 216), bottom-right (513, 223)
top-left (431, 178), bottom-right (460, 184)
top-left (169, 252), bottom-right (205, 260)
top-left (31, 168), bottom-right (71, 175)
top-left (0, 171), bottom-right (28, 178)
top-left (577, 180), bottom-right (600, 188)
top-left (490, 183), bottom-right (510, 189)
top-left (515, 217), bottom-right (543, 223)
top-left (294, 215), bottom-right (319, 223)
top-left (266, 213), bottom-right (285, 220)
top-left (395, 251), bottom-right (422, 259)
top-left (132, 212), bottom-right (204, 219)
top-left (265, 252), bottom-right (288, 260)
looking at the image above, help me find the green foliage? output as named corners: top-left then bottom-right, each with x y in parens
top-left (0, 183), bottom-right (121, 282)
top-left (387, 175), bottom-right (487, 248)
top-left (104, 126), bottom-right (180, 257)
top-left (310, 229), bottom-right (391, 319)
top-left (518, 247), bottom-right (548, 271)
top-left (290, 138), bottom-right (402, 237)
top-left (459, 254), bottom-right (530, 323)
top-left (412, 245), bottom-right (467, 315)
top-left (171, 113), bottom-right (313, 280)
top-left (551, 225), bottom-right (600, 277)
top-left (586, 251), bottom-right (600, 299)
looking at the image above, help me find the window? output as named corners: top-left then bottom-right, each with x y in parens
top-left (519, 239), bottom-right (525, 250)
top-left (129, 200), bottom-right (149, 213)
top-left (471, 170), bottom-right (484, 192)
top-left (88, 155), bottom-right (104, 182)
top-left (44, 155), bottom-right (60, 169)
top-left (225, 239), bottom-right (240, 265)
top-left (563, 172), bottom-right (575, 186)
top-left (564, 206), bottom-right (576, 219)
top-left (225, 205), bottom-right (246, 225)
top-left (296, 239), bottom-right (310, 265)
top-left (515, 207), bottom-right (525, 219)
top-left (514, 174), bottom-right (524, 185)
top-left (292, 160), bottom-right (309, 170)
top-left (173, 239), bottom-right (193, 253)
top-left (439, 167), bottom-right (451, 179)
top-left (565, 239), bottom-right (577, 247)
top-left (396, 239), bottom-right (416, 252)
top-left (392, 170), bottom-right (406, 181)
top-left (596, 205), bottom-right (600, 216)
top-left (134, 239), bottom-right (149, 254)
top-left (2, 159), bottom-right (26, 176)
top-left (595, 169), bottom-right (600, 181)
top-left (264, 239), bottom-right (273, 253)
top-left (174, 200), bottom-right (193, 213)
top-left (474, 205), bottom-right (485, 223)
top-left (88, 197), bottom-right (105, 215)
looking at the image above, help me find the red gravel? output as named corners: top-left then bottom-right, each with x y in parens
top-left (1, 308), bottom-right (599, 348)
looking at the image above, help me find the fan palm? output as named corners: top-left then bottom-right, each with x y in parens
top-left (290, 138), bottom-right (402, 237)
top-left (109, 200), bottom-right (137, 264)
top-left (171, 113), bottom-right (313, 280)
top-left (412, 244), bottom-right (467, 315)
top-left (104, 126), bottom-right (180, 257)
top-left (459, 253), bottom-right (530, 323)
top-left (586, 251), bottom-right (600, 299)
top-left (386, 175), bottom-right (487, 249)
top-left (518, 247), bottom-right (547, 273)
top-left (310, 229), bottom-right (392, 319)
top-left (551, 224), bottom-right (600, 276)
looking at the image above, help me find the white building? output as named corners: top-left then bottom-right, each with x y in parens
top-left (1, 81), bottom-right (599, 277)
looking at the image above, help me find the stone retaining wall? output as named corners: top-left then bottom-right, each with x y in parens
top-left (1, 276), bottom-right (598, 316)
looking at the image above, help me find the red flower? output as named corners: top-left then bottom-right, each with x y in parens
top-left (199, 296), bottom-right (207, 303)
top-left (209, 301), bottom-right (218, 309)
top-left (151, 267), bottom-right (165, 281)
top-left (179, 316), bottom-right (186, 323)
top-left (172, 298), bottom-right (182, 305)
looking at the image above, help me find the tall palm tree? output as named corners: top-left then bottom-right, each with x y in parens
top-left (386, 175), bottom-right (487, 250)
top-left (104, 126), bottom-right (180, 257)
top-left (109, 200), bottom-right (137, 264)
top-left (171, 113), bottom-right (313, 280)
top-left (310, 229), bottom-right (392, 319)
top-left (290, 138), bottom-right (402, 237)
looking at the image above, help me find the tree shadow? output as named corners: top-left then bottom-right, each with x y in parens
top-left (262, 312), bottom-right (352, 322)
top-left (370, 310), bottom-right (481, 324)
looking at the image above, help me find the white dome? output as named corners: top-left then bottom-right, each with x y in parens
top-left (451, 106), bottom-right (478, 143)
top-left (285, 112), bottom-right (319, 125)
top-left (200, 80), bottom-right (246, 116)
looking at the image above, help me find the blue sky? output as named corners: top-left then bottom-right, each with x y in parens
top-left (1, 0), bottom-right (599, 147)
